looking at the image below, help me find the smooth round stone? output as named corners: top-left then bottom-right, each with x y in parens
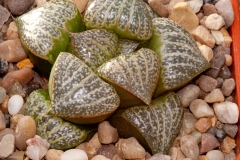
top-left (7, 95), bottom-right (24, 115)
top-left (206, 150), bottom-right (224, 160)
top-left (60, 149), bottom-right (88, 160)
top-left (213, 101), bottom-right (239, 124)
top-left (0, 86), bottom-right (6, 104)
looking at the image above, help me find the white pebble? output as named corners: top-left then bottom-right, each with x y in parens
top-left (213, 101), bottom-right (239, 124)
top-left (8, 95), bottom-right (24, 115)
top-left (60, 149), bottom-right (88, 160)
top-left (206, 150), bottom-right (224, 160)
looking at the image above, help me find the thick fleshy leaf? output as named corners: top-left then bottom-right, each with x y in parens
top-left (116, 39), bottom-right (140, 55)
top-left (49, 52), bottom-right (120, 124)
top-left (24, 89), bottom-right (96, 150)
top-left (70, 29), bottom-right (118, 73)
top-left (84, 0), bottom-right (153, 41)
top-left (98, 48), bottom-right (160, 108)
top-left (109, 92), bottom-right (184, 154)
top-left (147, 18), bottom-right (210, 97)
top-left (15, 0), bottom-right (85, 75)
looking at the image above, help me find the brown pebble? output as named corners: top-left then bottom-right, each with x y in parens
top-left (10, 114), bottom-right (24, 130)
top-left (148, 0), bottom-right (169, 17)
top-left (98, 121), bottom-right (119, 144)
top-left (45, 149), bottom-right (64, 160)
top-left (15, 116), bottom-right (36, 151)
top-left (0, 128), bottom-right (15, 141)
top-left (220, 136), bottom-right (236, 153)
top-left (200, 133), bottom-right (220, 154)
top-left (196, 75), bottom-right (218, 93)
top-left (1, 67), bottom-right (34, 92)
top-left (221, 78), bottom-right (235, 96)
top-left (194, 118), bottom-right (212, 133)
top-left (0, 95), bottom-right (9, 114)
top-left (202, 3), bottom-right (218, 16)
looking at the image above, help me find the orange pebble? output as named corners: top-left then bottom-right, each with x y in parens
top-left (16, 59), bottom-right (34, 69)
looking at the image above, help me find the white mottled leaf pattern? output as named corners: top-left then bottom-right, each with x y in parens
top-left (49, 52), bottom-right (120, 124)
top-left (98, 48), bottom-right (160, 106)
top-left (84, 0), bottom-right (152, 41)
top-left (147, 18), bottom-right (210, 97)
top-left (70, 29), bottom-right (118, 73)
top-left (109, 92), bottom-right (184, 154)
top-left (23, 89), bottom-right (95, 150)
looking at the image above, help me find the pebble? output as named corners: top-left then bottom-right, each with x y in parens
top-left (194, 118), bottom-right (212, 132)
top-left (1, 67), bottom-right (34, 92)
top-left (169, 2), bottom-right (199, 32)
top-left (189, 99), bottom-right (214, 119)
top-left (186, 0), bottom-right (203, 13)
top-left (98, 121), bottom-right (119, 144)
top-left (88, 133), bottom-right (101, 150)
top-left (25, 135), bottom-right (50, 160)
top-left (0, 58), bottom-right (8, 76)
top-left (223, 150), bottom-right (237, 160)
top-left (96, 144), bottom-right (124, 159)
top-left (169, 147), bottom-right (186, 160)
top-left (16, 58), bottom-right (34, 69)
top-left (205, 13), bottom-right (225, 30)
top-left (211, 30), bottom-right (225, 46)
top-left (197, 75), bottom-right (218, 92)
top-left (190, 130), bottom-right (202, 144)
top-left (177, 84), bottom-right (200, 107)
top-left (217, 77), bottom-right (224, 88)
top-left (0, 86), bottom-right (6, 104)
top-left (179, 112), bottom-right (197, 136)
top-left (202, 3), bottom-right (218, 16)
top-left (206, 127), bottom-right (217, 136)
top-left (206, 150), bottom-right (224, 160)
top-left (8, 82), bottom-right (25, 98)
top-left (60, 149), bottom-right (88, 160)
top-left (0, 110), bottom-right (6, 131)
top-left (200, 133), bottom-right (220, 154)
top-left (206, 51), bottom-right (226, 78)
top-left (15, 116), bottom-right (36, 150)
top-left (45, 149), bottom-right (64, 160)
top-left (223, 124), bottom-right (238, 138)
top-left (0, 39), bottom-right (28, 62)
top-left (219, 65), bottom-right (232, 79)
top-left (191, 25), bottom-right (215, 48)
top-left (91, 155), bottom-right (110, 160)
top-left (198, 155), bottom-right (208, 160)
top-left (8, 0), bottom-right (35, 15)
top-left (199, 44), bottom-right (213, 62)
top-left (148, 0), bottom-right (169, 17)
top-left (219, 27), bottom-right (232, 47)
top-left (225, 54), bottom-right (233, 66)
top-left (220, 136), bottom-right (236, 153)
top-left (204, 88), bottom-right (225, 103)
top-left (116, 137), bottom-right (146, 159)
top-left (35, 0), bottom-right (47, 6)
top-left (0, 134), bottom-right (15, 159)
top-left (8, 95), bottom-right (24, 115)
top-left (0, 5), bottom-right (10, 29)
top-left (221, 78), bottom-right (235, 96)
top-left (76, 142), bottom-right (96, 159)
top-left (7, 150), bottom-right (25, 160)
top-left (0, 128), bottom-right (15, 141)
top-left (180, 135), bottom-right (199, 160)
top-left (215, 0), bottom-right (234, 28)
top-left (216, 128), bottom-right (227, 139)
top-left (147, 153), bottom-right (171, 160)
top-left (213, 101), bottom-right (239, 124)
top-left (6, 21), bottom-right (19, 40)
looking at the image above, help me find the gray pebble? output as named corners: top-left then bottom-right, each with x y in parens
top-left (0, 86), bottom-right (6, 104)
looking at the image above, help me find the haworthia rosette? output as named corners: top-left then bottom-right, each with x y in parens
top-left (109, 92), bottom-right (184, 154)
top-left (24, 89), bottom-right (96, 150)
top-left (147, 18), bottom-right (210, 97)
top-left (49, 52), bottom-right (120, 124)
top-left (70, 29), bottom-right (118, 73)
top-left (84, 0), bottom-right (153, 41)
top-left (15, 0), bottom-right (85, 72)
top-left (98, 48), bottom-right (160, 108)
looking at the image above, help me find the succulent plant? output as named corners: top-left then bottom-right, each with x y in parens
top-left (147, 18), bottom-right (210, 97)
top-left (70, 29), bottom-right (118, 73)
top-left (84, 0), bottom-right (153, 41)
top-left (48, 52), bottom-right (120, 124)
top-left (15, 0), bottom-right (85, 76)
top-left (109, 92), bottom-right (184, 154)
top-left (98, 48), bottom-right (160, 108)
top-left (24, 89), bottom-right (96, 150)
top-left (116, 39), bottom-right (140, 55)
